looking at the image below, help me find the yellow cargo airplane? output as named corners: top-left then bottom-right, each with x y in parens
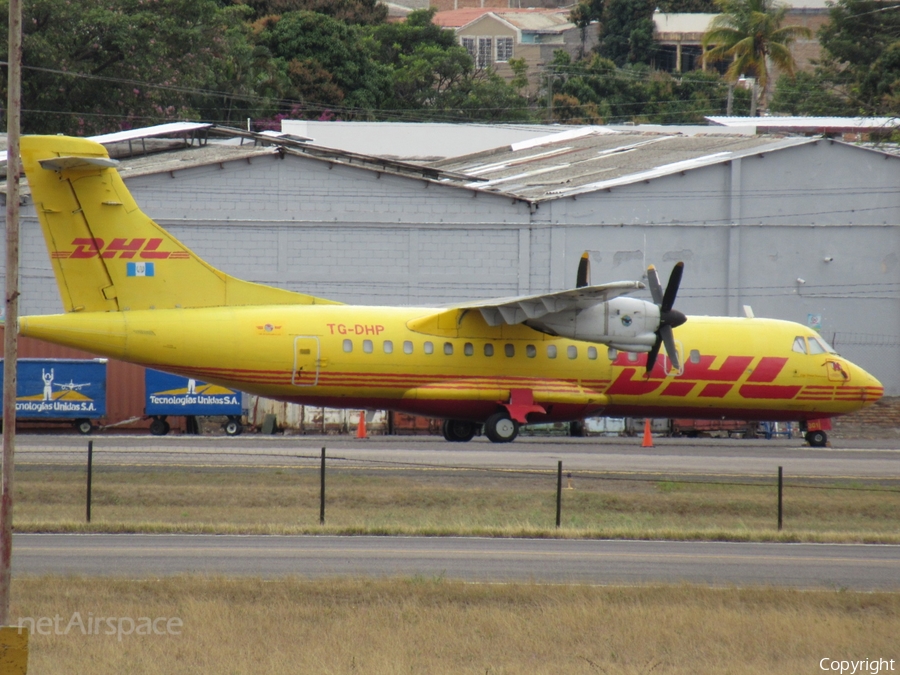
top-left (16, 135), bottom-right (883, 446)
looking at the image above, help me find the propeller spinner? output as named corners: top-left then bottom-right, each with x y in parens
top-left (645, 262), bottom-right (687, 374)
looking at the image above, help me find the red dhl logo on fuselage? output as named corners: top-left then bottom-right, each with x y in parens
top-left (51, 238), bottom-right (190, 260)
top-left (608, 353), bottom-right (803, 399)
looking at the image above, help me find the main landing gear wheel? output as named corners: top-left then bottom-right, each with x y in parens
top-left (805, 430), bottom-right (827, 447)
top-left (149, 416), bottom-right (170, 436)
top-left (441, 419), bottom-right (477, 443)
top-left (484, 413), bottom-right (519, 444)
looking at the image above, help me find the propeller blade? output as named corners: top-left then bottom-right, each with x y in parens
top-left (645, 335), bottom-right (663, 375)
top-left (576, 252), bottom-right (591, 288)
top-left (661, 325), bottom-right (680, 371)
top-left (646, 264), bottom-right (663, 305)
top-left (661, 262), bottom-right (684, 313)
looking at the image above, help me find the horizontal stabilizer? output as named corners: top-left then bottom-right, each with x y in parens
top-left (38, 156), bottom-right (120, 171)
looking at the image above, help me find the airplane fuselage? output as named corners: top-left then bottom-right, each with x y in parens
top-left (19, 305), bottom-right (884, 424)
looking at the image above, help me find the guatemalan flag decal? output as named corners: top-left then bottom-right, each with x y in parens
top-left (126, 262), bottom-right (155, 277)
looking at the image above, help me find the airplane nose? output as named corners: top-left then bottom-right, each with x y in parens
top-left (852, 362), bottom-right (884, 405)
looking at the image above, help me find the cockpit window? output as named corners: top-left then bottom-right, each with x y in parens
top-left (792, 337), bottom-right (807, 354)
top-left (810, 336), bottom-right (836, 354)
top-left (807, 337), bottom-right (826, 354)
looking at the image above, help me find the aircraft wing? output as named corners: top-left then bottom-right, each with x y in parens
top-left (449, 281), bottom-right (644, 326)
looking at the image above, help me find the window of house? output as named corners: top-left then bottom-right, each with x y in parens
top-left (476, 37), bottom-right (493, 68)
top-left (496, 37), bottom-right (514, 62)
top-left (461, 36), bottom-right (476, 61)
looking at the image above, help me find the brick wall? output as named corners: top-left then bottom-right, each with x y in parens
top-left (832, 397), bottom-right (900, 439)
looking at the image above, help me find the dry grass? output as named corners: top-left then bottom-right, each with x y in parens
top-left (13, 576), bottom-right (900, 674)
top-left (15, 466), bottom-right (900, 543)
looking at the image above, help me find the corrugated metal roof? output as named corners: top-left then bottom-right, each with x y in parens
top-left (496, 11), bottom-right (573, 31)
top-left (707, 116), bottom-right (900, 130)
top-left (431, 131), bottom-right (815, 201)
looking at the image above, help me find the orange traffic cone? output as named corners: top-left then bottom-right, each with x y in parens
top-left (641, 418), bottom-right (654, 448)
top-left (356, 410), bottom-right (367, 439)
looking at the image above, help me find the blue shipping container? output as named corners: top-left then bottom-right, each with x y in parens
top-left (0, 358), bottom-right (107, 419)
top-left (145, 369), bottom-right (242, 416)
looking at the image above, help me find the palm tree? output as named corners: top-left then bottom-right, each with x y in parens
top-left (702, 0), bottom-right (812, 114)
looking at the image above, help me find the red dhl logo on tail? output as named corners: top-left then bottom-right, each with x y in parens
top-left (51, 238), bottom-right (190, 260)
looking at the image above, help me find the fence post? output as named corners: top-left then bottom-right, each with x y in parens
top-left (86, 441), bottom-right (93, 523)
top-left (556, 460), bottom-right (562, 528)
top-left (777, 466), bottom-right (783, 532)
top-left (319, 447), bottom-right (326, 525)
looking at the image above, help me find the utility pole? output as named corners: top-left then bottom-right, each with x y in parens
top-left (1, 0), bottom-right (22, 626)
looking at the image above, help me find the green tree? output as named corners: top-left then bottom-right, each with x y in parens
top-left (597, 0), bottom-right (657, 67)
top-left (253, 10), bottom-right (392, 115)
top-left (701, 0), bottom-right (812, 113)
top-left (769, 71), bottom-right (855, 115)
top-left (569, 0), bottom-right (604, 58)
top-left (236, 0), bottom-right (387, 24)
top-left (817, 0), bottom-right (900, 115)
top-left (0, 0), bottom-right (252, 134)
top-left (548, 50), bottom-right (749, 124)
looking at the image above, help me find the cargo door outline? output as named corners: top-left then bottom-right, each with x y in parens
top-left (825, 358), bottom-right (850, 383)
top-left (292, 337), bottom-right (320, 386)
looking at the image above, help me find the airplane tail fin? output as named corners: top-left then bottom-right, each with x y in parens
top-left (21, 135), bottom-right (340, 312)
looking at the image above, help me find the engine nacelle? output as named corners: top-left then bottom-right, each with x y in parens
top-left (526, 297), bottom-right (660, 352)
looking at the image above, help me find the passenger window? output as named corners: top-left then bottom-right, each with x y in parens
top-left (690, 349), bottom-right (701, 364)
top-left (363, 339), bottom-right (373, 353)
top-left (424, 341), bottom-right (434, 355)
top-left (567, 345), bottom-right (578, 359)
top-left (342, 339), bottom-right (353, 353)
top-left (383, 340), bottom-right (393, 354)
top-left (807, 337), bottom-right (826, 354)
top-left (464, 343), bottom-right (474, 356)
top-left (608, 347), bottom-right (617, 360)
top-left (627, 352), bottom-right (639, 362)
top-left (403, 341), bottom-right (413, 355)
top-left (587, 346), bottom-right (597, 360)
top-left (547, 345), bottom-right (557, 359)
top-left (484, 344), bottom-right (494, 357)
top-left (526, 345), bottom-right (537, 358)
top-left (444, 342), bottom-right (454, 355)
top-left (793, 337), bottom-right (807, 354)
top-left (505, 344), bottom-right (515, 358)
